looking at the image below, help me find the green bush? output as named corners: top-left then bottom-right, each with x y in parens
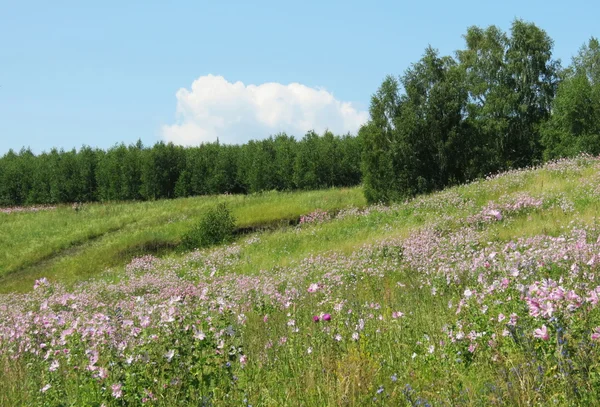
top-left (182, 203), bottom-right (236, 249)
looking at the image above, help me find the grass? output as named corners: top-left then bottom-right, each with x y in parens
top-left (0, 187), bottom-right (365, 292)
top-left (2, 156), bottom-right (600, 406)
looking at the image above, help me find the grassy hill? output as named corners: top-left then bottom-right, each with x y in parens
top-left (0, 188), bottom-right (365, 292)
top-left (1, 156), bottom-right (600, 406)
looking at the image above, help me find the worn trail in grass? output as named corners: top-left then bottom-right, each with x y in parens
top-left (0, 188), bottom-right (365, 292)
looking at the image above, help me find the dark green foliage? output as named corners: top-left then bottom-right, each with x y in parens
top-left (362, 19), bottom-right (563, 204)
top-left (182, 203), bottom-right (236, 249)
top-left (0, 132), bottom-right (362, 206)
top-left (542, 37), bottom-right (600, 159)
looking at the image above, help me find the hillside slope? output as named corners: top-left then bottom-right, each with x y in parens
top-left (1, 156), bottom-right (600, 406)
top-left (0, 188), bottom-right (364, 292)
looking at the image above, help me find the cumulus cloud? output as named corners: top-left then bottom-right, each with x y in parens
top-left (162, 75), bottom-right (369, 145)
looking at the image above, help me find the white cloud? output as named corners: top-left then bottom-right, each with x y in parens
top-left (162, 75), bottom-right (369, 145)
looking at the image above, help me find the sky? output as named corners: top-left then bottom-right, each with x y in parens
top-left (0, 0), bottom-right (598, 155)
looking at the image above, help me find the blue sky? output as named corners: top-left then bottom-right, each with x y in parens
top-left (0, 0), bottom-right (598, 154)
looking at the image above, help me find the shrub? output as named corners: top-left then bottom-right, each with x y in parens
top-left (182, 203), bottom-right (236, 249)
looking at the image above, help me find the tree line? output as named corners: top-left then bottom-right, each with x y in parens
top-left (0, 132), bottom-right (361, 206)
top-left (1, 20), bottom-right (599, 207)
top-left (361, 20), bottom-right (600, 203)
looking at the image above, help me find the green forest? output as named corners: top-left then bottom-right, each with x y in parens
top-left (1, 20), bottom-right (599, 206)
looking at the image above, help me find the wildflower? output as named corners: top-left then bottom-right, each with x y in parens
top-left (111, 383), bottom-right (123, 399)
top-left (33, 278), bottom-right (49, 290)
top-left (392, 311), bottom-right (404, 319)
top-left (164, 349), bottom-right (175, 362)
top-left (357, 319), bottom-right (365, 331)
top-left (307, 283), bottom-right (319, 293)
top-left (140, 316), bottom-right (151, 328)
top-left (41, 384), bottom-right (51, 393)
top-left (391, 374), bottom-right (398, 382)
top-left (49, 360), bottom-right (59, 372)
top-left (193, 327), bottom-right (206, 340)
top-left (591, 327), bottom-right (600, 341)
top-left (97, 367), bottom-right (109, 379)
top-left (240, 355), bottom-right (247, 366)
top-left (533, 325), bottom-right (550, 341)
top-left (498, 313), bottom-right (506, 322)
top-left (334, 334), bottom-right (342, 342)
top-left (313, 315), bottom-right (320, 323)
top-left (322, 314), bottom-right (331, 322)
top-left (489, 209), bottom-right (502, 221)
top-left (464, 288), bottom-right (473, 298)
top-left (307, 347), bottom-right (313, 354)
top-left (352, 332), bottom-right (359, 341)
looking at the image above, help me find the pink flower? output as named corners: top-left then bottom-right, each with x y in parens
top-left (533, 325), bottom-right (550, 341)
top-left (111, 383), bottom-right (123, 399)
top-left (240, 354), bottom-right (247, 365)
top-left (140, 316), bottom-right (151, 328)
top-left (97, 367), bottom-right (108, 379)
top-left (307, 283), bottom-right (319, 293)
top-left (392, 311), bottom-right (404, 319)
top-left (591, 327), bottom-right (600, 341)
top-left (489, 209), bottom-right (502, 221)
top-left (586, 290), bottom-right (599, 305)
top-left (322, 314), bottom-right (331, 321)
top-left (540, 301), bottom-right (555, 318)
top-left (313, 316), bottom-right (320, 323)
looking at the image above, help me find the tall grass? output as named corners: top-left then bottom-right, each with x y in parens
top-left (2, 156), bottom-right (600, 406)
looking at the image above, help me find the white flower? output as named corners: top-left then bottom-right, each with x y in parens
top-left (164, 349), bottom-right (175, 362)
top-left (193, 327), bottom-right (206, 340)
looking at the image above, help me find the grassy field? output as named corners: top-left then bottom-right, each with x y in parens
top-left (2, 156), bottom-right (600, 406)
top-left (0, 188), bottom-right (365, 292)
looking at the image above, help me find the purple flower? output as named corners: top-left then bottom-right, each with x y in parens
top-left (322, 314), bottom-right (331, 321)
top-left (313, 315), bottom-right (320, 323)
